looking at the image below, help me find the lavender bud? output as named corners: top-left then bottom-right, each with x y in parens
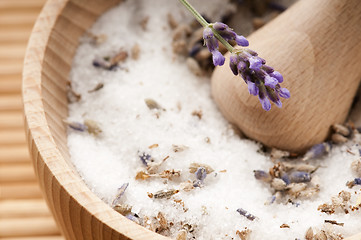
top-left (247, 81), bottom-right (259, 96)
top-left (355, 178), bottom-right (361, 185)
top-left (278, 87), bottom-right (291, 99)
top-left (264, 76), bottom-right (278, 88)
top-left (112, 182), bottom-right (129, 207)
top-left (245, 49), bottom-right (258, 56)
top-left (213, 22), bottom-right (236, 41)
top-left (249, 57), bottom-right (263, 71)
top-left (237, 61), bottom-right (247, 72)
top-left (229, 53), bottom-right (239, 75)
top-left (346, 178), bottom-right (361, 188)
top-left (254, 170), bottom-right (271, 182)
top-left (139, 152), bottom-right (152, 166)
top-left (270, 71), bottom-right (283, 83)
top-left (281, 172), bottom-right (290, 185)
top-left (195, 167), bottom-right (207, 181)
top-left (66, 121), bottom-right (87, 132)
top-left (213, 22), bottom-right (228, 31)
top-left (211, 50), bottom-right (225, 66)
top-left (289, 171), bottom-right (311, 183)
top-left (261, 65), bottom-right (274, 74)
top-left (203, 27), bottom-right (218, 53)
top-left (266, 88), bottom-right (282, 108)
top-left (237, 208), bottom-right (256, 221)
top-left (258, 85), bottom-right (271, 111)
top-left (303, 142), bottom-right (331, 161)
top-left (259, 97), bottom-right (271, 111)
top-left (235, 35), bottom-right (249, 47)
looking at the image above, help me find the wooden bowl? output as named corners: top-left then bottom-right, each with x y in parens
top-left (22, 0), bottom-right (361, 239)
top-left (22, 0), bottom-right (168, 239)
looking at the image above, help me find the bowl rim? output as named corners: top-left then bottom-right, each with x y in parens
top-left (22, 0), bottom-right (170, 239)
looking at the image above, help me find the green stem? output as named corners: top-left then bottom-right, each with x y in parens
top-left (178, 0), bottom-right (208, 27)
top-left (178, 0), bottom-right (234, 53)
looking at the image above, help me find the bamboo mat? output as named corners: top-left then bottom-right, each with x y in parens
top-left (0, 0), bottom-right (64, 239)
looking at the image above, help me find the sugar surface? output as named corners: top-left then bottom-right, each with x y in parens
top-left (68, 1), bottom-right (361, 239)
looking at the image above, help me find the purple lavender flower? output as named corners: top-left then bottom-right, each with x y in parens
top-left (201, 21), bottom-right (290, 110)
top-left (230, 50), bottom-right (290, 111)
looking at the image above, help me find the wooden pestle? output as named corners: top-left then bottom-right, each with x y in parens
top-left (211, 0), bottom-right (361, 152)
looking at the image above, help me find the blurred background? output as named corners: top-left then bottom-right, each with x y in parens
top-left (0, 0), bottom-right (63, 239)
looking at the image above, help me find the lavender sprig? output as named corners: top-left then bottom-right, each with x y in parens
top-left (179, 0), bottom-right (290, 111)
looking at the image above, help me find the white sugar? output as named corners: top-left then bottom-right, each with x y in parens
top-left (68, 1), bottom-right (361, 239)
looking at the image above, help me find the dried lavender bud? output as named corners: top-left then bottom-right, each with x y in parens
top-left (63, 120), bottom-right (87, 132)
top-left (114, 204), bottom-right (132, 216)
top-left (189, 163), bottom-right (214, 174)
top-left (145, 98), bottom-right (163, 110)
top-left (332, 123), bottom-right (350, 137)
top-left (331, 133), bottom-right (348, 144)
top-left (153, 189), bottom-right (179, 199)
top-left (351, 159), bottom-right (361, 176)
top-left (236, 208), bottom-right (256, 221)
top-left (302, 142), bottom-right (331, 161)
top-left (346, 178), bottom-right (361, 188)
top-left (253, 170), bottom-right (272, 182)
top-left (88, 83), bottom-right (104, 93)
top-left (195, 167), bottom-right (207, 181)
top-left (289, 171), bottom-right (311, 183)
top-left (193, 167), bottom-right (207, 187)
top-left (84, 119), bottom-right (102, 136)
top-left (139, 152), bottom-right (152, 166)
top-left (112, 182), bottom-right (129, 207)
top-left (125, 213), bottom-right (141, 224)
top-left (324, 220), bottom-right (344, 226)
top-left (281, 172), bottom-right (290, 185)
top-left (271, 178), bottom-right (287, 191)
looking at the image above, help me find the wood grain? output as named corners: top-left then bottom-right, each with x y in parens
top-left (0, 199), bottom-right (52, 218)
top-left (212, 0), bottom-right (361, 152)
top-left (22, 0), bottom-right (169, 239)
top-left (0, 217), bottom-right (60, 238)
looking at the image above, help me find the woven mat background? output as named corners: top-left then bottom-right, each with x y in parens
top-left (0, 0), bottom-right (64, 239)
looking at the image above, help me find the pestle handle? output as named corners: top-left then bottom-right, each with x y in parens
top-left (211, 0), bottom-right (361, 152)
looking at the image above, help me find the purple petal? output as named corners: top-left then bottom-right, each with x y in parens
top-left (261, 65), bottom-right (274, 74)
top-left (203, 27), bottom-right (218, 52)
top-left (213, 22), bottom-right (228, 31)
top-left (259, 96), bottom-right (271, 111)
top-left (212, 50), bottom-right (225, 66)
top-left (235, 35), bottom-right (249, 47)
top-left (278, 87), bottom-right (290, 99)
top-left (270, 71), bottom-right (283, 83)
top-left (203, 27), bottom-right (214, 39)
top-left (229, 54), bottom-right (239, 75)
top-left (264, 76), bottom-right (278, 88)
top-left (247, 81), bottom-right (259, 96)
top-left (249, 57), bottom-right (263, 71)
top-left (274, 100), bottom-right (282, 108)
top-left (237, 61), bottom-right (246, 72)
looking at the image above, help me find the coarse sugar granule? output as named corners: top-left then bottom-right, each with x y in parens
top-left (67, 1), bottom-right (361, 239)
